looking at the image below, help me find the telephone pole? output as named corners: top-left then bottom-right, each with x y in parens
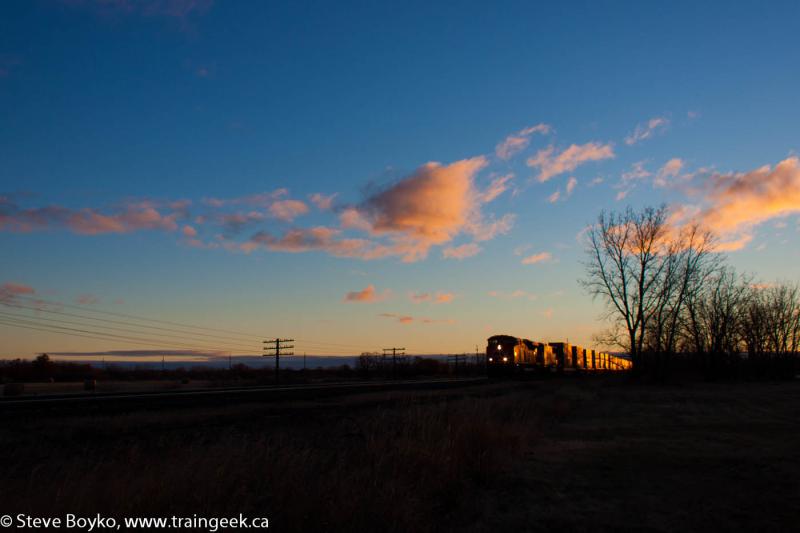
top-left (263, 338), bottom-right (294, 384)
top-left (383, 347), bottom-right (405, 379)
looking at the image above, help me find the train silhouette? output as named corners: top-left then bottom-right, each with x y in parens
top-left (486, 334), bottom-right (631, 373)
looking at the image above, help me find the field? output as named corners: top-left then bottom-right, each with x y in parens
top-left (2, 376), bottom-right (799, 532)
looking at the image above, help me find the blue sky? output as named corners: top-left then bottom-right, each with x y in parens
top-left (1, 0), bottom-right (799, 358)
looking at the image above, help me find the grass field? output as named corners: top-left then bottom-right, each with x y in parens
top-left (2, 377), bottom-right (798, 532)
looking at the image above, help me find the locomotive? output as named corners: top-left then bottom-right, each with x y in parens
top-left (486, 334), bottom-right (631, 373)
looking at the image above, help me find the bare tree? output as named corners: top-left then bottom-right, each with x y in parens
top-left (582, 205), bottom-right (671, 372)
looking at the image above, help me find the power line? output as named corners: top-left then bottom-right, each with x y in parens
top-left (0, 319), bottom-right (259, 355)
top-left (12, 295), bottom-right (266, 341)
top-left (0, 315), bottom-right (257, 354)
top-left (6, 297), bottom-right (374, 352)
top-left (1, 301), bottom-right (263, 345)
top-left (0, 310), bottom-right (258, 353)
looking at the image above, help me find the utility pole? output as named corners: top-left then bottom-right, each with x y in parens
top-left (383, 347), bottom-right (405, 379)
top-left (263, 338), bottom-right (294, 385)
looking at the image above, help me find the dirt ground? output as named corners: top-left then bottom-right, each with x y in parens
top-left (1, 377), bottom-right (798, 532)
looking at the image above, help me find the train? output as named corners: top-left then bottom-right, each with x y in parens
top-left (486, 334), bottom-right (631, 373)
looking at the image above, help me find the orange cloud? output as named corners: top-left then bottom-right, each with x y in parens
top-left (344, 284), bottom-right (390, 303)
top-left (625, 117), bottom-right (669, 145)
top-left (495, 123), bottom-right (551, 160)
top-left (309, 193), bottom-right (337, 210)
top-left (242, 227), bottom-right (385, 259)
top-left (0, 200), bottom-right (180, 235)
top-left (654, 158), bottom-right (685, 187)
top-left (268, 199), bottom-right (309, 221)
top-left (378, 313), bottom-right (454, 325)
top-left (336, 156), bottom-right (513, 262)
top-left (0, 282), bottom-right (35, 304)
top-left (566, 177), bottom-right (578, 196)
top-left (409, 291), bottom-right (455, 304)
top-left (521, 251), bottom-right (552, 265)
top-left (672, 157), bottom-right (800, 251)
top-left (442, 243), bottom-right (481, 260)
top-left (527, 142), bottom-right (615, 182)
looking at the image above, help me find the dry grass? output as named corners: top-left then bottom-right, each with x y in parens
top-left (2, 379), bottom-right (799, 532)
top-left (1, 388), bottom-right (544, 532)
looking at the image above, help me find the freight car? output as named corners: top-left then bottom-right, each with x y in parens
top-left (486, 335), bottom-right (630, 374)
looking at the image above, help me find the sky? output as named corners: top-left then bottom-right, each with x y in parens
top-left (1, 0), bottom-right (799, 360)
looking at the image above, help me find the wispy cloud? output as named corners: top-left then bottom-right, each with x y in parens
top-left (521, 251), bottom-right (552, 265)
top-left (495, 123), bottom-right (551, 160)
top-left (625, 116), bottom-right (669, 146)
top-left (378, 313), bottom-right (455, 325)
top-left (309, 193), bottom-right (337, 210)
top-left (527, 142), bottom-right (614, 182)
top-left (268, 199), bottom-right (309, 222)
top-left (409, 291), bottom-right (455, 304)
top-left (343, 284), bottom-right (390, 303)
top-left (76, 294), bottom-right (99, 305)
top-left (487, 290), bottom-right (537, 301)
top-left (654, 158), bottom-right (684, 187)
top-left (442, 243), bottom-right (481, 260)
top-left (0, 198), bottom-right (180, 235)
top-left (0, 282), bottom-right (35, 304)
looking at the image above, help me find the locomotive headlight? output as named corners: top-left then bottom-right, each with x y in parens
top-left (497, 345), bottom-right (502, 350)
top-left (502, 356), bottom-right (508, 362)
top-left (488, 357), bottom-right (493, 362)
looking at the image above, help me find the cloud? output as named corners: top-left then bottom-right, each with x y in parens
top-left (203, 189), bottom-right (288, 208)
top-left (336, 156), bottom-right (513, 262)
top-left (625, 116), bottom-right (669, 145)
top-left (182, 225), bottom-right (197, 237)
top-left (0, 199), bottom-right (180, 235)
top-left (477, 174), bottom-right (514, 203)
top-left (527, 142), bottom-right (615, 182)
top-left (548, 176), bottom-right (579, 204)
top-left (621, 161), bottom-right (651, 184)
top-left (409, 291), bottom-right (455, 304)
top-left (566, 177), bottom-right (578, 196)
top-left (495, 123), bottom-right (551, 160)
top-left (442, 243), bottom-right (481, 260)
top-left (615, 161), bottom-right (651, 199)
top-left (654, 158), bottom-right (685, 187)
top-left (309, 193), bottom-right (337, 210)
top-left (378, 313), bottom-right (454, 325)
top-left (242, 226), bottom-right (384, 259)
top-left (268, 199), bottom-right (309, 222)
top-left (0, 282), bottom-right (35, 304)
top-left (343, 284), bottom-right (390, 303)
top-left (76, 294), bottom-right (99, 305)
top-left (487, 290), bottom-right (537, 301)
top-left (521, 251), bottom-right (552, 265)
top-left (672, 157), bottom-right (800, 251)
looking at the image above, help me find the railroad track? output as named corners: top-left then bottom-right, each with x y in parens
top-left (0, 377), bottom-right (488, 414)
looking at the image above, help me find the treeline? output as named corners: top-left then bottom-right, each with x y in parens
top-left (0, 354), bottom-right (468, 384)
top-left (584, 205), bottom-right (799, 379)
